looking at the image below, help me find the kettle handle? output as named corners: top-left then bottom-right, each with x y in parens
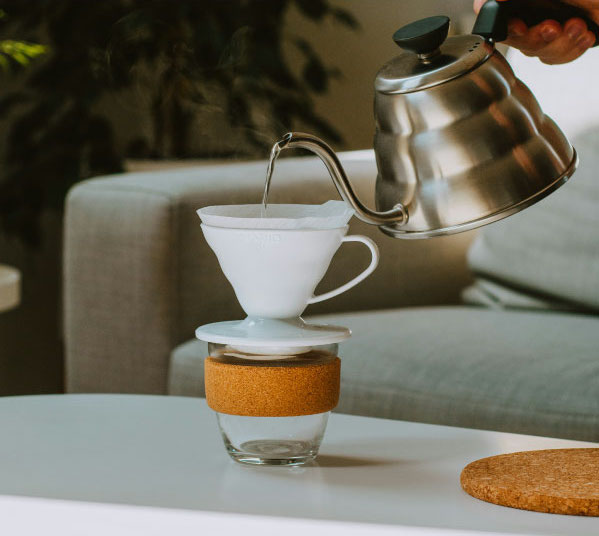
top-left (473, 0), bottom-right (599, 46)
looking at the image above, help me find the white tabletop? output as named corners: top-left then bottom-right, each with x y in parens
top-left (0, 395), bottom-right (597, 536)
top-left (0, 264), bottom-right (20, 312)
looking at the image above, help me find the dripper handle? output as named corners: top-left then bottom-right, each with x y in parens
top-left (308, 235), bottom-right (379, 305)
top-left (473, 0), bottom-right (599, 46)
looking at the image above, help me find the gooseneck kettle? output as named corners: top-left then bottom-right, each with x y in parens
top-left (276, 0), bottom-right (598, 238)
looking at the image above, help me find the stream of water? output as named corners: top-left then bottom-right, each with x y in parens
top-left (261, 137), bottom-right (286, 216)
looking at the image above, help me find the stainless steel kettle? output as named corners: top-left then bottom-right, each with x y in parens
top-left (274, 1), bottom-right (598, 239)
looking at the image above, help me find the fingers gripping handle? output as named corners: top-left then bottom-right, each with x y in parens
top-left (473, 0), bottom-right (599, 46)
top-left (308, 235), bottom-right (379, 305)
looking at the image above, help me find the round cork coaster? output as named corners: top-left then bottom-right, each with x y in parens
top-left (461, 449), bottom-right (599, 516)
top-left (204, 356), bottom-right (340, 417)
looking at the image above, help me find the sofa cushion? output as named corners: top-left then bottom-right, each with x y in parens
top-left (466, 127), bottom-right (599, 311)
top-left (169, 306), bottom-right (599, 442)
top-left (168, 339), bottom-right (208, 398)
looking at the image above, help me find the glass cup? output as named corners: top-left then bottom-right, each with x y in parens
top-left (207, 342), bottom-right (339, 466)
top-left (217, 412), bottom-right (330, 466)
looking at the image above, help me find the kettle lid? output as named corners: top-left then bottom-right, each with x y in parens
top-left (376, 16), bottom-right (493, 94)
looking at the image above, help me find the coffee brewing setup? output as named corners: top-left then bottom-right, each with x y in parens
top-left (196, 0), bottom-right (597, 465)
top-left (196, 202), bottom-right (378, 464)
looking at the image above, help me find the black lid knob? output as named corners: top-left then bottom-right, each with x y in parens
top-left (393, 16), bottom-right (450, 56)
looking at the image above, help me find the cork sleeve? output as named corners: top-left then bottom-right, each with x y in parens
top-left (204, 356), bottom-right (341, 417)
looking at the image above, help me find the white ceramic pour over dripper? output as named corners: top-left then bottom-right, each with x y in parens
top-left (195, 202), bottom-right (379, 354)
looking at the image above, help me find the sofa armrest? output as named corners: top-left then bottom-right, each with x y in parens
top-left (64, 151), bottom-right (475, 394)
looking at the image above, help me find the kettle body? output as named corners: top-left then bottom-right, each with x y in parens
top-left (373, 34), bottom-right (575, 238)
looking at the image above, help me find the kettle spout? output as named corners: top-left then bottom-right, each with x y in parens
top-left (277, 132), bottom-right (408, 227)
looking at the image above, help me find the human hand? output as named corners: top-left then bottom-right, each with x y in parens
top-left (473, 0), bottom-right (599, 63)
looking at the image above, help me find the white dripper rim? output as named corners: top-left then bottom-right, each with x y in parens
top-left (196, 317), bottom-right (351, 356)
top-left (197, 200), bottom-right (354, 230)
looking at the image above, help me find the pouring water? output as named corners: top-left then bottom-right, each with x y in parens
top-left (261, 133), bottom-right (292, 216)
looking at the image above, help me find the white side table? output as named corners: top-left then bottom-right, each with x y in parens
top-left (0, 264), bottom-right (20, 312)
top-left (0, 394), bottom-right (597, 535)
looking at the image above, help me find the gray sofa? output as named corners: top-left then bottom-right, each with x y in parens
top-left (64, 129), bottom-right (599, 443)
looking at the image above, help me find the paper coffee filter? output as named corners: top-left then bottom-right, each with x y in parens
top-left (197, 200), bottom-right (354, 230)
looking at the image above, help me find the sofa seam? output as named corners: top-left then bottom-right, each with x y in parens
top-left (470, 271), bottom-right (599, 315)
top-left (340, 380), bottom-right (599, 421)
top-left (167, 195), bottom-right (181, 395)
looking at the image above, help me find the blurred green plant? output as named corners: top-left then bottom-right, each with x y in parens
top-left (0, 0), bottom-right (358, 246)
top-left (0, 40), bottom-right (48, 72)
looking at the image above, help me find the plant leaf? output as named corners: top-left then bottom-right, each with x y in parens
top-left (331, 8), bottom-right (360, 29)
top-left (293, 0), bottom-right (329, 20)
top-left (302, 57), bottom-right (328, 93)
